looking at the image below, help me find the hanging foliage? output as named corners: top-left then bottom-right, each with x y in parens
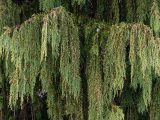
top-left (0, 0), bottom-right (20, 35)
top-left (0, 0), bottom-right (7, 34)
top-left (1, 0), bottom-right (160, 119)
top-left (151, 38), bottom-right (160, 76)
top-left (136, 0), bottom-right (150, 22)
top-left (125, 0), bottom-right (135, 22)
top-left (106, 0), bottom-right (120, 23)
top-left (83, 21), bottom-right (160, 119)
top-left (0, 6), bottom-right (81, 120)
top-left (41, 7), bottom-right (81, 102)
top-left (106, 105), bottom-right (124, 120)
top-left (103, 23), bottom-right (128, 108)
top-left (149, 80), bottom-right (160, 120)
top-left (129, 24), bottom-right (153, 112)
top-left (40, 7), bottom-right (81, 119)
top-left (39, 0), bottom-right (85, 11)
top-left (39, 0), bottom-right (61, 11)
top-left (85, 22), bottom-right (106, 120)
top-left (8, 15), bottom-right (42, 108)
top-left (150, 0), bottom-right (160, 37)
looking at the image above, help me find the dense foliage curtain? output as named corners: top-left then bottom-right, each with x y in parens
top-left (0, 0), bottom-right (160, 120)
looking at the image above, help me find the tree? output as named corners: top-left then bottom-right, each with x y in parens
top-left (0, 0), bottom-right (160, 120)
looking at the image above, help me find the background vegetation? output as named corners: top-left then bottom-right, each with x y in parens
top-left (0, 0), bottom-right (160, 120)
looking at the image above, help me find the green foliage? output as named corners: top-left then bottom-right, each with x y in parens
top-left (96, 0), bottom-right (105, 19)
top-left (106, 0), bottom-right (120, 23)
top-left (0, 0), bottom-right (20, 35)
top-left (106, 105), bottom-right (124, 120)
top-left (150, 0), bottom-right (160, 37)
top-left (150, 80), bottom-right (160, 120)
top-left (39, 0), bottom-right (61, 11)
top-left (84, 21), bottom-right (128, 120)
top-left (129, 24), bottom-right (153, 112)
top-left (1, 0), bottom-right (160, 119)
top-left (125, 0), bottom-right (135, 22)
top-left (151, 38), bottom-right (160, 76)
top-left (103, 23), bottom-right (128, 108)
top-left (39, 0), bottom-right (85, 11)
top-left (9, 15), bottom-right (42, 108)
top-left (72, 0), bottom-right (85, 6)
top-left (0, 7), bottom-right (81, 120)
top-left (136, 0), bottom-right (150, 22)
top-left (83, 21), bottom-right (160, 119)
top-left (40, 7), bottom-right (81, 119)
top-left (85, 22), bottom-right (106, 120)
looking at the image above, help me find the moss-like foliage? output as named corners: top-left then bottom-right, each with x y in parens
top-left (83, 21), bottom-right (160, 119)
top-left (0, 7), bottom-right (81, 120)
top-left (0, 0), bottom-right (20, 35)
top-left (103, 23), bottom-right (128, 105)
top-left (40, 7), bottom-right (81, 120)
top-left (39, 0), bottom-right (85, 11)
top-left (1, 0), bottom-right (160, 119)
top-left (150, 0), bottom-right (160, 37)
top-left (85, 22), bottom-right (107, 120)
top-left (150, 80), bottom-right (160, 120)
